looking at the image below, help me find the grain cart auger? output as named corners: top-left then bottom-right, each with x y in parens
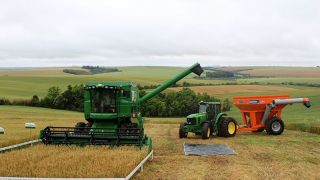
top-left (40, 63), bottom-right (203, 149)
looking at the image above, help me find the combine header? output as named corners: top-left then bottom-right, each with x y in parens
top-left (40, 63), bottom-right (203, 148)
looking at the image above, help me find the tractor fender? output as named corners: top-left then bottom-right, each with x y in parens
top-left (214, 113), bottom-right (227, 128)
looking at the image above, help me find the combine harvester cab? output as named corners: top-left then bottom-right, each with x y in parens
top-left (233, 95), bottom-right (311, 135)
top-left (40, 63), bottom-right (203, 149)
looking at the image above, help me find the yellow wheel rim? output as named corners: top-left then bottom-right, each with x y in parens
top-left (228, 122), bottom-right (236, 134)
top-left (207, 128), bottom-right (211, 138)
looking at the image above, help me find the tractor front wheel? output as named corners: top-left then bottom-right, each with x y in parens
top-left (266, 118), bottom-right (284, 135)
top-left (219, 117), bottom-right (237, 137)
top-left (179, 123), bottom-right (187, 138)
top-left (201, 122), bottom-right (210, 139)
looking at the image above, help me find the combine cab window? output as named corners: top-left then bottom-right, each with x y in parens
top-left (90, 89), bottom-right (116, 113)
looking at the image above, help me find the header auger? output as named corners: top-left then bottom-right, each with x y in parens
top-left (40, 63), bottom-right (203, 149)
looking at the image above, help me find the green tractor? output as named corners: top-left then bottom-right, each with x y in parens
top-left (179, 101), bottom-right (237, 139)
top-left (40, 63), bottom-right (204, 150)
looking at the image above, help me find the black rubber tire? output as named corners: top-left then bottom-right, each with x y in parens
top-left (217, 117), bottom-right (225, 137)
top-left (265, 117), bottom-right (284, 135)
top-left (74, 122), bottom-right (86, 134)
top-left (201, 122), bottom-right (210, 139)
top-left (219, 117), bottom-right (237, 137)
top-left (179, 122), bottom-right (187, 138)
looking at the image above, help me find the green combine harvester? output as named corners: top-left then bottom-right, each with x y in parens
top-left (40, 63), bottom-right (203, 149)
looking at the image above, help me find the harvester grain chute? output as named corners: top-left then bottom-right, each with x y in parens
top-left (40, 63), bottom-right (203, 149)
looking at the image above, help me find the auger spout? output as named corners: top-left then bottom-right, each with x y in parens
top-left (138, 63), bottom-right (203, 104)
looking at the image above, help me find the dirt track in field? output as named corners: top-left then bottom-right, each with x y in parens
top-left (135, 123), bottom-right (320, 180)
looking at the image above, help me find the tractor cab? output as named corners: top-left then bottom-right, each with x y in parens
top-left (198, 101), bottom-right (221, 121)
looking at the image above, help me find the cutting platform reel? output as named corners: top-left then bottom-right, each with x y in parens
top-left (40, 126), bottom-right (151, 147)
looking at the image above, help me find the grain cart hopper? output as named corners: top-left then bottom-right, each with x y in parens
top-left (179, 101), bottom-right (237, 139)
top-left (40, 63), bottom-right (203, 148)
top-left (233, 95), bottom-right (311, 135)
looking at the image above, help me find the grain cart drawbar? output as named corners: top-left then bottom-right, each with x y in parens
top-left (40, 63), bottom-right (203, 149)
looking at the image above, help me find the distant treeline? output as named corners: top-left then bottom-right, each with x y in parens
top-left (0, 85), bottom-right (231, 117)
top-left (140, 88), bottom-right (231, 117)
top-left (63, 66), bottom-right (120, 75)
top-left (206, 71), bottom-right (235, 78)
top-left (137, 81), bottom-right (320, 90)
top-left (195, 68), bottom-right (251, 79)
top-left (0, 85), bottom-right (84, 111)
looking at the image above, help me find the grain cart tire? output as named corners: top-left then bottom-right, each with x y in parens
top-left (179, 123), bottom-right (187, 138)
top-left (201, 122), bottom-right (210, 139)
top-left (219, 117), bottom-right (237, 137)
top-left (74, 122), bottom-right (86, 134)
top-left (266, 118), bottom-right (284, 135)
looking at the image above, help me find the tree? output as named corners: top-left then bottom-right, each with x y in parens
top-left (31, 95), bottom-right (40, 106)
top-left (41, 87), bottom-right (61, 108)
top-left (222, 98), bottom-right (231, 111)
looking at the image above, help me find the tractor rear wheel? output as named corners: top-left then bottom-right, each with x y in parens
top-left (179, 123), bottom-right (187, 138)
top-left (219, 117), bottom-right (237, 137)
top-left (266, 117), bottom-right (284, 135)
top-left (201, 122), bottom-right (210, 139)
top-left (74, 122), bottom-right (86, 134)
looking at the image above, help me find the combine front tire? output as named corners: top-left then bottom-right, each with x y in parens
top-left (201, 122), bottom-right (210, 139)
top-left (266, 118), bottom-right (284, 135)
top-left (219, 117), bottom-right (237, 137)
top-left (179, 123), bottom-right (187, 138)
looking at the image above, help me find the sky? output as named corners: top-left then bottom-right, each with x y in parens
top-left (0, 0), bottom-right (319, 67)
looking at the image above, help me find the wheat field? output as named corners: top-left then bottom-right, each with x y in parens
top-left (0, 145), bottom-right (148, 178)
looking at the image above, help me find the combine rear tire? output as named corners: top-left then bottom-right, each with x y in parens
top-left (201, 122), bottom-right (210, 139)
top-left (266, 118), bottom-right (284, 135)
top-left (74, 122), bottom-right (86, 134)
top-left (179, 123), bottom-right (187, 138)
top-left (219, 117), bottom-right (237, 137)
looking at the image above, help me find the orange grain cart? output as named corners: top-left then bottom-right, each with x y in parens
top-left (233, 95), bottom-right (311, 135)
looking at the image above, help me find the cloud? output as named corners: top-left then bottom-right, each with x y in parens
top-left (0, 0), bottom-right (319, 67)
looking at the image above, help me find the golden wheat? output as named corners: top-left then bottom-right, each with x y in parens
top-left (0, 145), bottom-right (148, 178)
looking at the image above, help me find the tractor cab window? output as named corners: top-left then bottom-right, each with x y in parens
top-left (199, 104), bottom-right (208, 113)
top-left (90, 89), bottom-right (116, 113)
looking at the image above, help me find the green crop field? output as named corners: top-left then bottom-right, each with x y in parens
top-left (0, 106), bottom-right (319, 179)
top-left (0, 66), bottom-right (319, 179)
top-left (1, 66), bottom-right (320, 100)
